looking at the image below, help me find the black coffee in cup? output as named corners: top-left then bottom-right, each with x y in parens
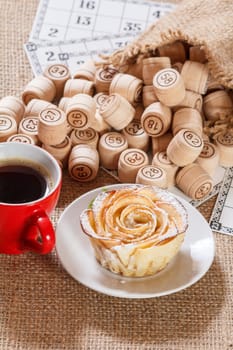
top-left (0, 164), bottom-right (48, 204)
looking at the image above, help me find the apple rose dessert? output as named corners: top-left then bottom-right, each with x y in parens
top-left (80, 185), bottom-right (188, 277)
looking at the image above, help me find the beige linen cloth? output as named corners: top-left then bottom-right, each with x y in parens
top-left (0, 1), bottom-right (232, 349)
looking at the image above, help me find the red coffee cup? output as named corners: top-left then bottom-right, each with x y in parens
top-left (0, 142), bottom-right (62, 254)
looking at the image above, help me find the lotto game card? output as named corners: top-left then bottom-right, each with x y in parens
top-left (210, 167), bottom-right (233, 235)
top-left (29, 0), bottom-right (176, 42)
top-left (24, 34), bottom-right (134, 76)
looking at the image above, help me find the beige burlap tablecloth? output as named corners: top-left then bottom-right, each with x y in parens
top-left (0, 1), bottom-right (233, 349)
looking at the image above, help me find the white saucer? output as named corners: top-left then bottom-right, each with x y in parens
top-left (55, 184), bottom-right (215, 298)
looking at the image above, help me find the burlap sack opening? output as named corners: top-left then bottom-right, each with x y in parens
top-left (106, 0), bottom-right (233, 90)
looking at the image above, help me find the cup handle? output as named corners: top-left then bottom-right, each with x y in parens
top-left (22, 209), bottom-right (55, 254)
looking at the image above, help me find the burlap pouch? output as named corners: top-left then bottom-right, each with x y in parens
top-left (103, 0), bottom-right (233, 139)
top-left (107, 0), bottom-right (233, 90)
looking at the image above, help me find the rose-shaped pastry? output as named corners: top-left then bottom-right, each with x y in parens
top-left (80, 185), bottom-right (188, 277)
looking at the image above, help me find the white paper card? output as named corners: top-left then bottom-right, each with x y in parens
top-left (24, 34), bottom-right (134, 76)
top-left (210, 167), bottom-right (233, 235)
top-left (29, 0), bottom-right (176, 42)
